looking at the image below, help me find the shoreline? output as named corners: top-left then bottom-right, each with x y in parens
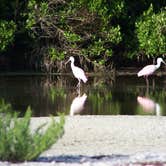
top-left (0, 68), bottom-right (165, 76)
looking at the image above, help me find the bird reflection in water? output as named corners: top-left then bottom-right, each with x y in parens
top-left (137, 96), bottom-right (161, 116)
top-left (70, 92), bottom-right (87, 116)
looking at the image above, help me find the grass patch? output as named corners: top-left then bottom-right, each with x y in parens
top-left (0, 100), bottom-right (65, 162)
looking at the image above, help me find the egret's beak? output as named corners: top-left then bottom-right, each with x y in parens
top-left (65, 59), bottom-right (70, 65)
top-left (162, 60), bottom-right (166, 65)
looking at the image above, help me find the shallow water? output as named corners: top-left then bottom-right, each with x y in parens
top-left (0, 74), bottom-right (165, 116)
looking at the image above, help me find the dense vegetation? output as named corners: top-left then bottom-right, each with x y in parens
top-left (0, 0), bottom-right (165, 72)
top-left (0, 100), bottom-right (65, 162)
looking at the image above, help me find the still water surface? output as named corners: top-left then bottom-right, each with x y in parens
top-left (0, 74), bottom-right (165, 116)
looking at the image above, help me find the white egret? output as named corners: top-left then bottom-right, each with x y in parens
top-left (66, 56), bottom-right (88, 87)
top-left (137, 57), bottom-right (166, 78)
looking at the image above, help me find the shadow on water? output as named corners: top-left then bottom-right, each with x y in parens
top-left (37, 155), bottom-right (129, 163)
top-left (0, 74), bottom-right (165, 116)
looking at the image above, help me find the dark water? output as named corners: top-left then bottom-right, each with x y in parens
top-left (0, 74), bottom-right (165, 116)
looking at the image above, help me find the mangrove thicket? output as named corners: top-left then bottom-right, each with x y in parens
top-left (0, 0), bottom-right (165, 72)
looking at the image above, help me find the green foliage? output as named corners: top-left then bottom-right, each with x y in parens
top-left (25, 0), bottom-right (36, 30)
top-left (25, 0), bottom-right (49, 31)
top-left (48, 47), bottom-right (65, 61)
top-left (0, 100), bottom-right (65, 162)
top-left (64, 31), bottom-right (81, 42)
top-left (83, 25), bottom-right (121, 64)
top-left (23, 0), bottom-right (123, 69)
top-left (0, 20), bottom-right (16, 52)
top-left (87, 0), bottom-right (124, 17)
top-left (49, 87), bottom-right (66, 103)
top-left (136, 4), bottom-right (166, 57)
top-left (105, 25), bottom-right (122, 44)
top-left (109, 0), bottom-right (125, 17)
top-left (0, 0), bottom-right (166, 70)
top-left (88, 86), bottom-right (121, 115)
top-left (88, 38), bottom-right (105, 56)
top-left (0, 99), bottom-right (13, 113)
top-left (87, 0), bottom-right (108, 16)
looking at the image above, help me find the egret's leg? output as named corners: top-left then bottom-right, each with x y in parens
top-left (77, 79), bottom-right (81, 88)
top-left (152, 78), bottom-right (155, 90)
top-left (145, 76), bottom-right (149, 87)
top-left (76, 86), bottom-right (81, 96)
top-left (146, 79), bottom-right (149, 95)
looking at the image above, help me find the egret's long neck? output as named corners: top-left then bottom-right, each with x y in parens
top-left (70, 60), bottom-right (75, 69)
top-left (156, 61), bottom-right (161, 69)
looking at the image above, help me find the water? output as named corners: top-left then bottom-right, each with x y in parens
top-left (0, 74), bottom-right (165, 116)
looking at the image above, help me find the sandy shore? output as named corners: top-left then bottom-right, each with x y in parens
top-left (39, 115), bottom-right (166, 156)
top-left (1, 115), bottom-right (166, 165)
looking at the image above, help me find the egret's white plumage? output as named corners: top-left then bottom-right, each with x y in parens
top-left (66, 56), bottom-right (87, 87)
top-left (137, 57), bottom-right (166, 77)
